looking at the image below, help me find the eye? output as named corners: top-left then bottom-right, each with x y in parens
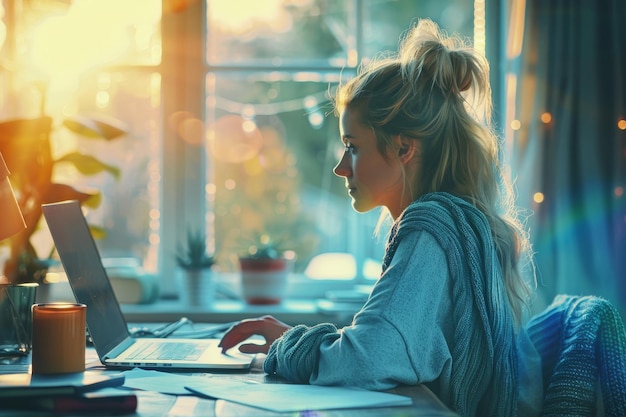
top-left (344, 142), bottom-right (356, 153)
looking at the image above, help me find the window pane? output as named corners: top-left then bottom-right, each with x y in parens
top-left (205, 0), bottom-right (477, 282)
top-left (52, 71), bottom-right (162, 270)
top-left (207, 0), bottom-right (355, 67)
top-left (207, 68), bottom-right (388, 277)
top-left (0, 0), bottom-right (162, 277)
top-left (362, 0), bottom-right (475, 58)
top-left (207, 71), bottom-right (368, 273)
top-left (7, 0), bottom-right (161, 71)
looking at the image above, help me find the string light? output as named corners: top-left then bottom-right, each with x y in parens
top-left (473, 0), bottom-right (486, 55)
top-left (213, 89), bottom-right (331, 123)
top-left (540, 112), bottom-right (552, 124)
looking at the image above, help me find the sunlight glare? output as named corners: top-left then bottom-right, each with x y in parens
top-left (29, 0), bottom-right (160, 82)
top-left (208, 0), bottom-right (293, 33)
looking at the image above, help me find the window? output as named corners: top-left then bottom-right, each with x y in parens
top-left (203, 0), bottom-right (477, 293)
top-left (0, 0), bottom-right (479, 299)
top-left (0, 0), bottom-right (162, 282)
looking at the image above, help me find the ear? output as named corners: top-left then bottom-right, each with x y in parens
top-left (395, 135), bottom-right (418, 164)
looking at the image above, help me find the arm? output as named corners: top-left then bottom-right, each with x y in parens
top-left (267, 231), bottom-right (453, 390)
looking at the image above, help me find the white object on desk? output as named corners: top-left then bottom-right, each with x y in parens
top-left (123, 368), bottom-right (412, 412)
top-left (185, 378), bottom-right (412, 412)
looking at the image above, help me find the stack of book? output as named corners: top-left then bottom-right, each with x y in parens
top-left (0, 371), bottom-right (137, 414)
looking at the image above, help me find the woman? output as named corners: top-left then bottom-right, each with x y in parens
top-left (218, 19), bottom-right (542, 417)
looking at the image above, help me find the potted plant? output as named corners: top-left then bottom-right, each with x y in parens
top-left (238, 233), bottom-right (293, 305)
top-left (0, 113), bottom-right (126, 295)
top-left (176, 228), bottom-right (216, 307)
top-left (0, 153), bottom-right (38, 357)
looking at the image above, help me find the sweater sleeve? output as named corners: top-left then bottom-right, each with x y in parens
top-left (265, 230), bottom-right (453, 391)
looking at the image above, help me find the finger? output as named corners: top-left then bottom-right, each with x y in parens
top-left (218, 331), bottom-right (246, 352)
top-left (238, 342), bottom-right (269, 354)
top-left (218, 320), bottom-right (265, 351)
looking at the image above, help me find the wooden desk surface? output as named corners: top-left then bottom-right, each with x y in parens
top-left (1, 345), bottom-right (458, 416)
top-left (113, 356), bottom-right (458, 417)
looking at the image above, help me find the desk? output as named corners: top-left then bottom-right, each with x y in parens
top-left (112, 357), bottom-right (458, 417)
top-left (119, 354), bottom-right (457, 417)
top-left (1, 346), bottom-right (458, 416)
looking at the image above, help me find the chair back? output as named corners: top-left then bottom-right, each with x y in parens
top-left (526, 295), bottom-right (626, 417)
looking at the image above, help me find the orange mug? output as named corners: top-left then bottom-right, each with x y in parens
top-left (31, 303), bottom-right (86, 374)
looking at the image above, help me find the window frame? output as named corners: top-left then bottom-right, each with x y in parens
top-left (0, 0), bottom-right (495, 300)
top-left (159, 0), bottom-right (492, 296)
top-left (158, 0), bottom-right (493, 298)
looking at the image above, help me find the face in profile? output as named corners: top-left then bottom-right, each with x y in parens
top-left (334, 107), bottom-right (406, 216)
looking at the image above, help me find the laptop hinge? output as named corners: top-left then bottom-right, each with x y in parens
top-left (103, 337), bottom-right (135, 360)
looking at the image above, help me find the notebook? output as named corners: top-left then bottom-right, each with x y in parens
top-left (41, 200), bottom-right (254, 371)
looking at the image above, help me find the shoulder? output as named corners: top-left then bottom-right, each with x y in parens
top-left (383, 193), bottom-right (466, 269)
top-left (393, 192), bottom-right (475, 236)
top-left (391, 228), bottom-right (448, 273)
top-left (394, 192), bottom-right (491, 250)
top-left (402, 192), bottom-right (478, 222)
top-left (387, 229), bottom-right (449, 291)
top-left (369, 229), bottom-right (450, 314)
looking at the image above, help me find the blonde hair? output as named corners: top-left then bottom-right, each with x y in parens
top-left (334, 19), bottom-right (534, 323)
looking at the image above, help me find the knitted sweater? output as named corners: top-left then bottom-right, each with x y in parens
top-left (526, 294), bottom-right (626, 417)
top-left (264, 192), bottom-right (523, 416)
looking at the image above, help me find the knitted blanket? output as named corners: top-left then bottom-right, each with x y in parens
top-left (381, 192), bottom-right (518, 417)
top-left (526, 294), bottom-right (626, 417)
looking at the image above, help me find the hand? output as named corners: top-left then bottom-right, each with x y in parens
top-left (218, 315), bottom-right (292, 354)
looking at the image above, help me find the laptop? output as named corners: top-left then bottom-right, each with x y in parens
top-left (41, 200), bottom-right (254, 371)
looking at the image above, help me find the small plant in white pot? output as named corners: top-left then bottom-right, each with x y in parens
top-left (176, 229), bottom-right (216, 307)
top-left (238, 234), bottom-right (294, 305)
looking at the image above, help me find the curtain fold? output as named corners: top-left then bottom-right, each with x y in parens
top-left (512, 0), bottom-right (626, 315)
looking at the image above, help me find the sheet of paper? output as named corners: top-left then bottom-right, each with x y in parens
top-left (122, 368), bottom-right (193, 395)
top-left (122, 368), bottom-right (412, 412)
top-left (185, 378), bottom-right (412, 412)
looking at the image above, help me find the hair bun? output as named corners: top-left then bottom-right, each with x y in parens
top-left (450, 50), bottom-right (474, 93)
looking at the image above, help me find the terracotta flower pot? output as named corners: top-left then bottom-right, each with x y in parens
top-left (238, 258), bottom-right (289, 305)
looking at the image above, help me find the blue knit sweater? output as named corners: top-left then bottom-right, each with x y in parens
top-left (526, 294), bottom-right (626, 416)
top-left (265, 192), bottom-right (522, 416)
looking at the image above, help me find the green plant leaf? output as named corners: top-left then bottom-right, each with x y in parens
top-left (82, 193), bottom-right (102, 208)
top-left (62, 115), bottom-right (127, 140)
top-left (176, 228), bottom-right (215, 269)
top-left (56, 152), bottom-right (121, 179)
top-left (89, 225), bottom-right (107, 239)
top-left (244, 233), bottom-right (284, 259)
top-left (43, 183), bottom-right (100, 205)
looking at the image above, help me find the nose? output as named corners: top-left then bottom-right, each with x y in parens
top-left (333, 151), bottom-right (351, 178)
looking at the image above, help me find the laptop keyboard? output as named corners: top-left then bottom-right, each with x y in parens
top-left (127, 341), bottom-right (206, 361)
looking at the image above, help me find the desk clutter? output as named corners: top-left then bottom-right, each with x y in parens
top-left (0, 371), bottom-right (137, 414)
top-left (125, 368), bottom-right (412, 412)
top-left (0, 341), bottom-right (457, 416)
top-left (0, 367), bottom-right (412, 415)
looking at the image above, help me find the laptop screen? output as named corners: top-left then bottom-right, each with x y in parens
top-left (42, 200), bottom-right (130, 356)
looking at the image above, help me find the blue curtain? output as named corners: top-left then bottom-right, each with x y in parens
top-left (512, 0), bottom-right (626, 315)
